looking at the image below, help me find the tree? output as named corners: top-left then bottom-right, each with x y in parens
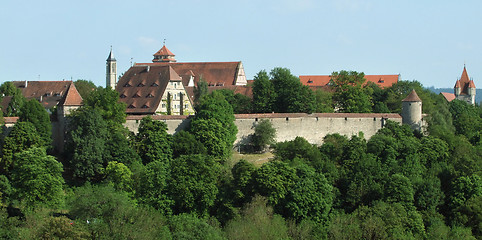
top-left (136, 116), bottom-right (172, 165)
top-left (193, 78), bottom-right (208, 105)
top-left (74, 79), bottom-right (97, 99)
top-left (18, 99), bottom-right (52, 146)
top-left (11, 147), bottom-right (64, 208)
top-left (103, 161), bottom-right (133, 193)
top-left (82, 87), bottom-right (126, 125)
top-left (214, 89), bottom-right (252, 114)
top-left (251, 119), bottom-right (276, 152)
top-left (172, 130), bottom-right (206, 158)
top-left (65, 108), bottom-right (109, 183)
top-left (0, 81), bottom-right (26, 117)
top-left (231, 160), bottom-right (257, 206)
top-left (330, 70), bottom-right (372, 113)
top-left (1, 121), bottom-right (42, 174)
top-left (168, 154), bottom-right (220, 216)
top-left (169, 213), bottom-right (225, 240)
top-left (135, 160), bottom-right (173, 215)
top-left (313, 89), bottom-right (334, 113)
top-left (252, 70), bottom-right (276, 113)
top-left (253, 160), bottom-right (297, 206)
top-left (271, 67), bottom-right (315, 113)
top-left (191, 91), bottom-right (237, 160)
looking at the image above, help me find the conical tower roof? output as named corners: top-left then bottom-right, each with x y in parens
top-left (106, 47), bottom-right (116, 61)
top-left (402, 89), bottom-right (422, 102)
top-left (153, 45), bottom-right (176, 62)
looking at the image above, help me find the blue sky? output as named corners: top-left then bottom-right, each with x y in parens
top-left (1, 0), bottom-right (481, 88)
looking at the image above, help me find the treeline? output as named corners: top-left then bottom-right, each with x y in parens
top-left (0, 70), bottom-right (481, 239)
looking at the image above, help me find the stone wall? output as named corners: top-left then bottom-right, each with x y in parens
top-left (124, 113), bottom-right (403, 146)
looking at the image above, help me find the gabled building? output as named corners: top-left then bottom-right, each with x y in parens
top-left (114, 44), bottom-right (249, 115)
top-left (9, 80), bottom-right (82, 113)
top-left (299, 74), bottom-right (399, 89)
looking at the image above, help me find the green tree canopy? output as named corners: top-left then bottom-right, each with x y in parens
top-left (271, 67), bottom-right (315, 113)
top-left (11, 147), bottom-right (64, 208)
top-left (168, 154), bottom-right (220, 217)
top-left (136, 116), bottom-right (172, 165)
top-left (1, 121), bottom-right (42, 174)
top-left (82, 87), bottom-right (126, 125)
top-left (74, 79), bottom-right (97, 99)
top-left (18, 99), bottom-right (52, 146)
top-left (250, 119), bottom-right (276, 152)
top-left (252, 70), bottom-right (276, 113)
top-left (330, 70), bottom-right (373, 113)
top-left (0, 81), bottom-right (26, 117)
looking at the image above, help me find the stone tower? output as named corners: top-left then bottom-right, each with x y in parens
top-left (454, 65), bottom-right (476, 105)
top-left (106, 47), bottom-right (117, 89)
top-left (401, 89), bottom-right (422, 131)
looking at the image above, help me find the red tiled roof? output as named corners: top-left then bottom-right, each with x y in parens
top-left (153, 45), bottom-right (175, 57)
top-left (58, 82), bottom-right (83, 106)
top-left (135, 61), bottom-right (243, 87)
top-left (402, 89), bottom-right (422, 102)
top-left (469, 80), bottom-right (476, 88)
top-left (299, 74), bottom-right (399, 88)
top-left (440, 92), bottom-right (456, 102)
top-left (12, 80), bottom-right (75, 109)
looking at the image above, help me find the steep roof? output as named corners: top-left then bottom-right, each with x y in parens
top-left (153, 45), bottom-right (175, 57)
top-left (58, 82), bottom-right (83, 106)
top-left (456, 66), bottom-right (476, 95)
top-left (106, 48), bottom-right (116, 61)
top-left (135, 61), bottom-right (243, 87)
top-left (116, 65), bottom-right (180, 114)
top-left (299, 74), bottom-right (399, 88)
top-left (12, 81), bottom-right (75, 109)
top-left (402, 89), bottom-right (422, 102)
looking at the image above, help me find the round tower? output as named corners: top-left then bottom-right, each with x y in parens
top-left (106, 47), bottom-right (117, 89)
top-left (401, 89), bottom-right (422, 131)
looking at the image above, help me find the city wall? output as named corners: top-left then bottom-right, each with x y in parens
top-left (124, 113), bottom-right (403, 146)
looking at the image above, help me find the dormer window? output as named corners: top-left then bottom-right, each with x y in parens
top-left (45, 92), bottom-right (51, 97)
top-left (120, 93), bottom-right (127, 98)
top-left (133, 92), bottom-right (141, 98)
top-left (124, 83), bottom-right (131, 87)
top-left (308, 80), bottom-right (313, 83)
top-left (128, 104), bottom-right (136, 108)
top-left (146, 93), bottom-right (154, 98)
top-left (151, 82), bottom-right (159, 87)
top-left (141, 104), bottom-right (149, 108)
top-left (378, 79), bottom-right (384, 83)
top-left (137, 83), bottom-right (145, 87)
top-left (54, 92), bottom-right (61, 96)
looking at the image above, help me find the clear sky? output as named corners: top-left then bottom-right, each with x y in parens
top-left (1, 0), bottom-right (481, 88)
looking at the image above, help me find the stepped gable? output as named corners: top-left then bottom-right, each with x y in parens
top-left (300, 74), bottom-right (399, 89)
top-left (116, 64), bottom-right (176, 114)
top-left (12, 80), bottom-right (74, 109)
top-left (402, 89), bottom-right (422, 102)
top-left (58, 82), bottom-right (83, 106)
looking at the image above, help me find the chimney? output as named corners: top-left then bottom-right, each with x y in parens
top-left (24, 80), bottom-right (28, 88)
top-left (147, 66), bottom-right (150, 72)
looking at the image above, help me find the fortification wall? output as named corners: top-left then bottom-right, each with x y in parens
top-left (124, 113), bottom-right (402, 146)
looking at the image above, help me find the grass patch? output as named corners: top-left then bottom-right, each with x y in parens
top-left (230, 150), bottom-right (274, 167)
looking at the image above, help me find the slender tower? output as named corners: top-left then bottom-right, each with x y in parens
top-left (106, 47), bottom-right (117, 89)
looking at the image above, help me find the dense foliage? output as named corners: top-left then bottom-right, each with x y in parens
top-left (0, 71), bottom-right (480, 239)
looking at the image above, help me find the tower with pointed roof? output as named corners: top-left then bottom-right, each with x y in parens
top-left (401, 89), bottom-right (423, 131)
top-left (153, 45), bottom-right (177, 63)
top-left (454, 65), bottom-right (476, 105)
top-left (106, 47), bottom-right (117, 89)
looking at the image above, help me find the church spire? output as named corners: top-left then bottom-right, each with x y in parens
top-left (106, 46), bottom-right (117, 89)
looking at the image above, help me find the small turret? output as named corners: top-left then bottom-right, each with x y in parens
top-left (401, 89), bottom-right (422, 131)
top-left (454, 80), bottom-right (461, 96)
top-left (153, 44), bottom-right (176, 63)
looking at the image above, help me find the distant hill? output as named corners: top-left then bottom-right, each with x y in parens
top-left (426, 87), bottom-right (482, 104)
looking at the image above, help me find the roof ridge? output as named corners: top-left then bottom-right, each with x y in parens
top-left (59, 82), bottom-right (83, 106)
